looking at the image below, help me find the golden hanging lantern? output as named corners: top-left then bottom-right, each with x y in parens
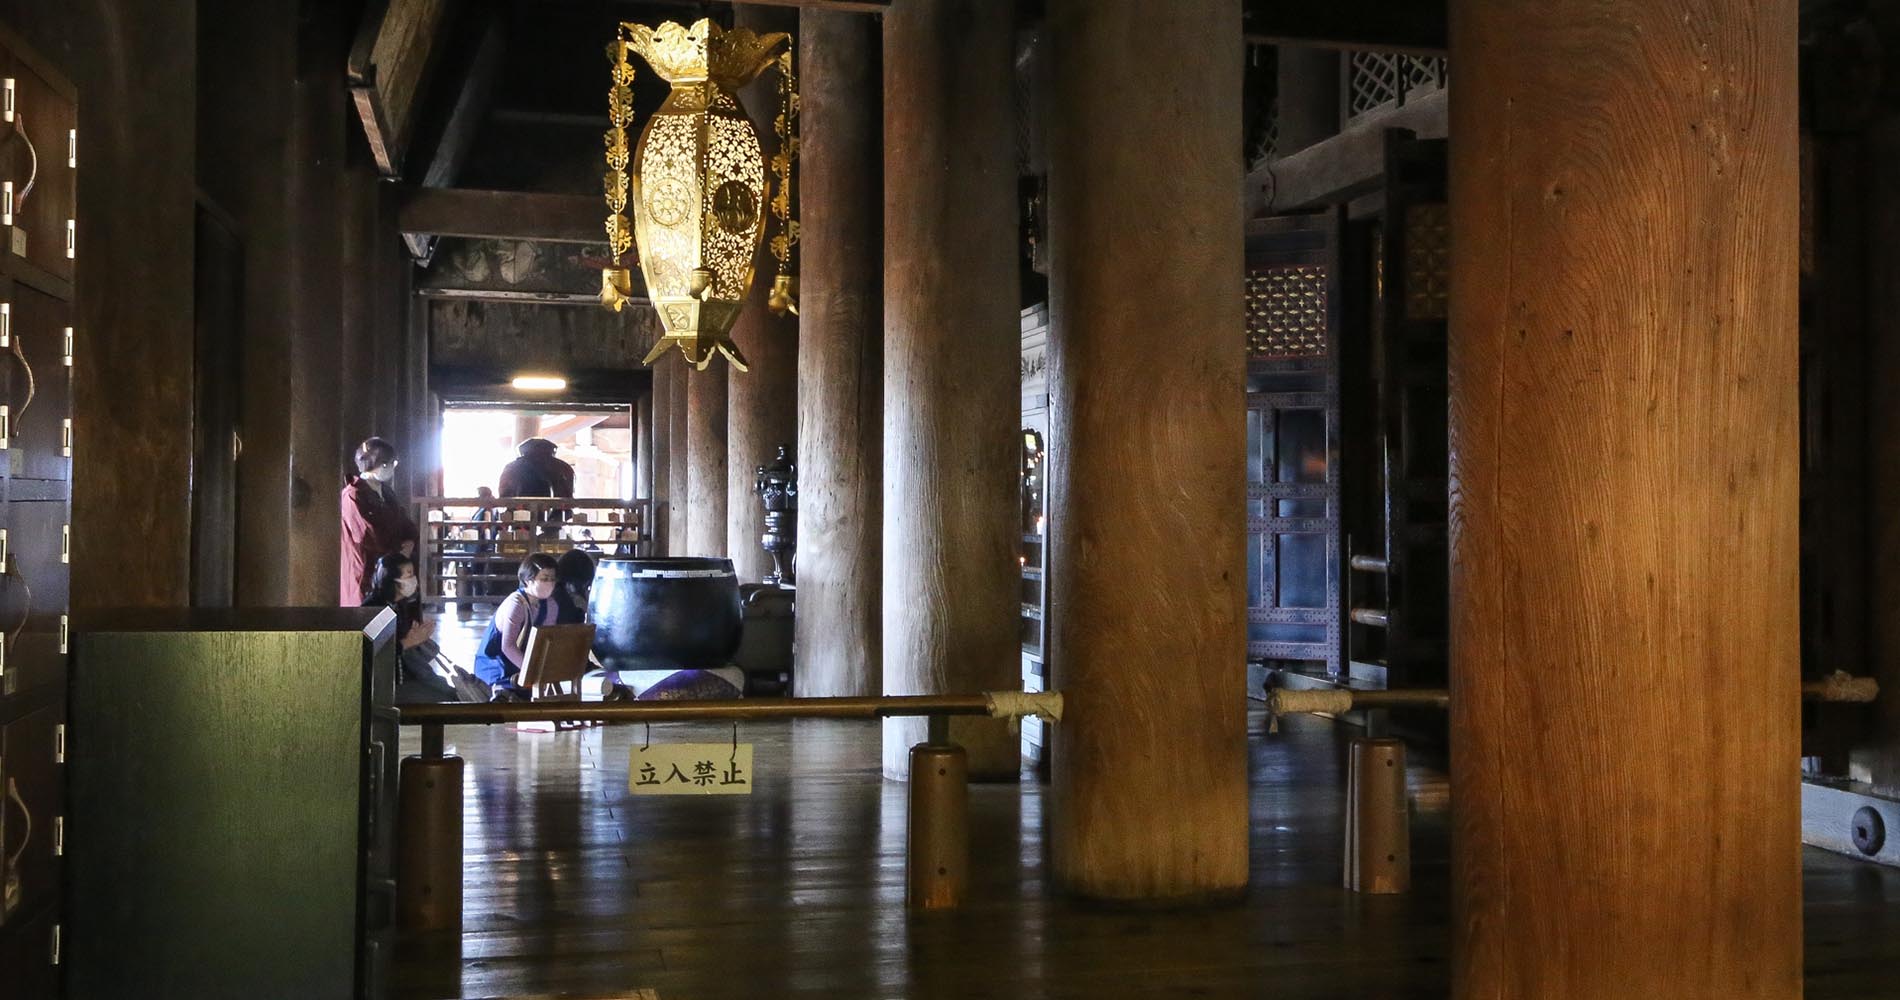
top-left (601, 19), bottom-right (794, 371)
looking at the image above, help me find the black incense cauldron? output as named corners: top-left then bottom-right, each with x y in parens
top-left (590, 557), bottom-right (743, 672)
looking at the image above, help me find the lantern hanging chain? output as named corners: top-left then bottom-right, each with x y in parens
top-left (769, 45), bottom-right (798, 288)
top-left (604, 28), bottom-right (636, 263)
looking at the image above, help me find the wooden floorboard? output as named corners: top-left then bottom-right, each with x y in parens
top-left (393, 712), bottom-right (1900, 998)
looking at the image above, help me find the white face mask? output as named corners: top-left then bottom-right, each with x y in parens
top-left (369, 465), bottom-right (396, 484)
top-left (395, 577), bottom-right (418, 599)
top-left (528, 580), bottom-right (555, 601)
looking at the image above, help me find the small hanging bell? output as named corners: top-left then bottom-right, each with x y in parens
top-left (768, 273), bottom-right (798, 316)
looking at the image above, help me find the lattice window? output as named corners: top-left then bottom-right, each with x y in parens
top-left (1257, 96), bottom-right (1280, 163)
top-left (1404, 56), bottom-right (1447, 95)
top-left (1348, 51), bottom-right (1448, 125)
top-left (1348, 51), bottom-right (1404, 118)
top-left (1246, 265), bottom-right (1328, 359)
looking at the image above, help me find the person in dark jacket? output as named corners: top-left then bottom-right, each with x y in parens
top-left (362, 552), bottom-right (486, 704)
top-left (497, 438), bottom-right (576, 499)
top-left (340, 437), bottom-right (419, 606)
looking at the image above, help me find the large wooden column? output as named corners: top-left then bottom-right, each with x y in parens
top-left (686, 364), bottom-right (729, 556)
top-left (881, 0), bottom-right (1019, 779)
top-left (667, 359), bottom-right (690, 552)
top-left (648, 363), bottom-right (672, 553)
top-left (635, 389), bottom-right (655, 506)
top-left (727, 4), bottom-right (801, 583)
top-left (1044, 0), bottom-right (1248, 902)
top-left (794, 9), bottom-right (881, 699)
top-left (1449, 2), bottom-right (1800, 996)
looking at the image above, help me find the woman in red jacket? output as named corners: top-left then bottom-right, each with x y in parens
top-left (339, 436), bottom-right (419, 606)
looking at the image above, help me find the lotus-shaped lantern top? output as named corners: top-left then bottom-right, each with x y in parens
top-left (622, 19), bottom-right (789, 91)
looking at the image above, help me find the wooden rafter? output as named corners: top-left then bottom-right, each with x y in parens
top-left (1242, 1), bottom-right (1445, 54)
top-left (399, 188), bottom-right (606, 244)
top-left (349, 0), bottom-right (455, 176)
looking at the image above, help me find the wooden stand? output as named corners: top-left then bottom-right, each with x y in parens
top-left (397, 750), bottom-right (463, 931)
top-left (1344, 738), bottom-right (1408, 894)
top-left (907, 720), bottom-right (968, 911)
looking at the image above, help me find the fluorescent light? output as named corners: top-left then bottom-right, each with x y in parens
top-left (512, 375), bottom-right (567, 391)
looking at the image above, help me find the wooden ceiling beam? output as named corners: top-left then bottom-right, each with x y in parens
top-left (399, 188), bottom-right (605, 244)
top-left (717, 0), bottom-right (888, 11)
top-left (1242, 1), bottom-right (1445, 54)
top-left (349, 0), bottom-right (456, 177)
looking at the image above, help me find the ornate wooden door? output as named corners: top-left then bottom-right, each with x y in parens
top-left (1245, 213), bottom-right (1343, 675)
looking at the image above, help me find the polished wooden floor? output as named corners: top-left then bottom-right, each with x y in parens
top-left (394, 710), bottom-right (1900, 999)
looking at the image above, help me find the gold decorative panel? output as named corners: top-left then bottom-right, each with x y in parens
top-left (1404, 203), bottom-right (1449, 320)
top-left (1246, 265), bottom-right (1328, 359)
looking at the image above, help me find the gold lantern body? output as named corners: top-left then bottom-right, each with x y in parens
top-left (619, 20), bottom-right (788, 370)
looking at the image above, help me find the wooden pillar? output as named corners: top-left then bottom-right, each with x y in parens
top-left (727, 4), bottom-right (800, 584)
top-left (635, 390), bottom-right (654, 501)
top-left (648, 363), bottom-right (672, 553)
top-left (881, 0), bottom-right (1019, 779)
top-left (794, 8), bottom-right (881, 699)
top-left (1862, 120), bottom-right (1900, 791)
top-left (1274, 45), bottom-right (1338, 157)
top-left (1044, 0), bottom-right (1248, 902)
top-left (686, 364), bottom-right (729, 557)
top-left (667, 359), bottom-right (690, 551)
top-left (1448, 2), bottom-right (1800, 997)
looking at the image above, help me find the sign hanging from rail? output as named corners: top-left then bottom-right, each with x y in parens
top-left (629, 742), bottom-right (754, 796)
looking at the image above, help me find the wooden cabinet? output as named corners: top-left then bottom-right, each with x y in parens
top-left (0, 23), bottom-right (74, 997)
top-left (66, 609), bottom-right (401, 1000)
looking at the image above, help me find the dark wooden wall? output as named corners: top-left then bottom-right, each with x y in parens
top-left (0, 0), bottom-right (425, 610)
top-left (0, 0), bottom-right (198, 608)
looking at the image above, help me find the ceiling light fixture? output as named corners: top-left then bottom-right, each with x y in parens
top-left (511, 376), bottom-right (567, 391)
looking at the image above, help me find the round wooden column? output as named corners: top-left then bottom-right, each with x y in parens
top-left (1044, 0), bottom-right (1248, 902)
top-left (1448, 2), bottom-right (1800, 996)
top-left (727, 4), bottom-right (800, 583)
top-left (881, 0), bottom-right (1019, 779)
top-left (794, 8), bottom-right (881, 699)
top-left (686, 363), bottom-right (729, 557)
top-left (648, 363), bottom-right (672, 554)
top-left (635, 390), bottom-right (654, 503)
top-left (667, 359), bottom-right (690, 552)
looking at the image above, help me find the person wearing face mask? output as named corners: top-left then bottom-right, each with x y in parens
top-left (340, 436), bottom-right (420, 606)
top-left (471, 553), bottom-right (562, 702)
top-left (362, 552), bottom-right (487, 703)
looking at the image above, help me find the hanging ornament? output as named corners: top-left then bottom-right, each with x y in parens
top-left (766, 47), bottom-right (799, 317)
top-left (602, 19), bottom-right (790, 371)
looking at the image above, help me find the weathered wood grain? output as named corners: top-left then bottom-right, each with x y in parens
top-left (726, 5), bottom-right (801, 585)
top-left (398, 188), bottom-right (604, 244)
top-left (880, 0), bottom-right (1021, 778)
top-left (686, 364), bottom-right (729, 557)
top-left (667, 361), bottom-right (690, 549)
top-left (1447, 0), bottom-right (1801, 995)
top-left (427, 299), bottom-right (660, 371)
top-left (348, 0), bottom-right (451, 176)
top-left (1044, 0), bottom-right (1250, 903)
top-left (794, 9), bottom-right (882, 699)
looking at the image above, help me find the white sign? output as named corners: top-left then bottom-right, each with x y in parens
top-left (629, 743), bottom-right (754, 796)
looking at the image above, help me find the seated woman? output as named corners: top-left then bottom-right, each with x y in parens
top-left (361, 552), bottom-right (488, 704)
top-left (472, 552), bottom-right (561, 701)
top-left (553, 548), bottom-right (596, 625)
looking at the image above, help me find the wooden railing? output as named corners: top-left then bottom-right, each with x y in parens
top-left (413, 496), bottom-right (663, 604)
